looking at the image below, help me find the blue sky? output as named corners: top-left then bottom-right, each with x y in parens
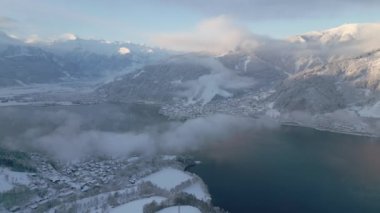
top-left (1, 0), bottom-right (380, 43)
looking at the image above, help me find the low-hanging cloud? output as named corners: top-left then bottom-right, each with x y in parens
top-left (160, 0), bottom-right (380, 20)
top-left (151, 16), bottom-right (258, 54)
top-left (151, 15), bottom-right (380, 56)
top-left (0, 107), bottom-right (278, 161)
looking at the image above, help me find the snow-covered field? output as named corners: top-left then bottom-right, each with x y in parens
top-left (0, 81), bottom-right (98, 107)
top-left (156, 205), bottom-right (202, 213)
top-left (140, 167), bottom-right (193, 190)
top-left (0, 82), bottom-right (94, 98)
top-left (109, 167), bottom-right (210, 213)
top-left (110, 196), bottom-right (166, 213)
top-left (0, 101), bottom-right (75, 107)
top-left (182, 181), bottom-right (211, 202)
top-left (0, 167), bottom-right (31, 192)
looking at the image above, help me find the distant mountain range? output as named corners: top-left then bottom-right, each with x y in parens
top-left (1, 23), bottom-right (380, 135)
top-left (0, 32), bottom-right (170, 87)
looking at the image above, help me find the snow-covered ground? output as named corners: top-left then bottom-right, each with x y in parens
top-left (156, 206), bottom-right (202, 213)
top-left (162, 155), bottom-right (177, 161)
top-left (0, 82), bottom-right (95, 98)
top-left (0, 167), bottom-right (31, 192)
top-left (0, 101), bottom-right (75, 107)
top-left (358, 101), bottom-right (380, 118)
top-left (0, 175), bottom-right (13, 192)
top-left (110, 196), bottom-right (166, 213)
top-left (140, 167), bottom-right (193, 190)
top-left (0, 80), bottom-right (100, 107)
top-left (182, 181), bottom-right (211, 202)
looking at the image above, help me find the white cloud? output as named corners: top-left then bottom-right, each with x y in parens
top-left (151, 16), bottom-right (258, 54)
top-left (24, 33), bottom-right (77, 43)
top-left (59, 33), bottom-right (77, 41)
top-left (25, 34), bottom-right (41, 44)
top-left (118, 47), bottom-right (131, 55)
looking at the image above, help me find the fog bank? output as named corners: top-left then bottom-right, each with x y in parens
top-left (0, 105), bottom-right (279, 161)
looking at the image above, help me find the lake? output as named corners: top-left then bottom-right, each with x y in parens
top-left (189, 126), bottom-right (380, 213)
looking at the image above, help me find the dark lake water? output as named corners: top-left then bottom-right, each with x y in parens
top-left (189, 126), bottom-right (380, 213)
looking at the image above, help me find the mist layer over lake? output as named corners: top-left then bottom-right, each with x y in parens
top-left (2, 104), bottom-right (380, 213)
top-left (189, 126), bottom-right (380, 213)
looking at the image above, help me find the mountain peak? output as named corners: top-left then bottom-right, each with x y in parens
top-left (289, 23), bottom-right (380, 44)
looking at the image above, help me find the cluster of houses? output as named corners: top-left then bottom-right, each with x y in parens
top-left (160, 90), bottom-right (275, 119)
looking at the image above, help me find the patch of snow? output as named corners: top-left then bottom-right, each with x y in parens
top-left (156, 206), bottom-right (201, 213)
top-left (359, 101), bottom-right (380, 118)
top-left (175, 57), bottom-right (253, 106)
top-left (182, 181), bottom-right (211, 201)
top-left (170, 79), bottom-right (182, 85)
top-left (0, 177), bottom-right (13, 192)
top-left (162, 155), bottom-right (177, 161)
top-left (0, 101), bottom-right (74, 107)
top-left (182, 73), bottom-right (251, 106)
top-left (110, 196), bottom-right (166, 213)
top-left (127, 157), bottom-right (139, 162)
top-left (48, 187), bottom-right (138, 213)
top-left (118, 47), bottom-right (131, 55)
top-left (0, 82), bottom-right (96, 99)
top-left (0, 167), bottom-right (32, 192)
top-left (140, 168), bottom-right (193, 190)
top-left (243, 56), bottom-right (251, 72)
top-left (132, 70), bottom-right (145, 79)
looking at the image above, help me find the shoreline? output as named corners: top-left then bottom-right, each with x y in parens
top-left (280, 121), bottom-right (379, 138)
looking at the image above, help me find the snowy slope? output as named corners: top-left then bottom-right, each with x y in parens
top-left (140, 167), bottom-right (193, 190)
top-left (156, 206), bottom-right (202, 213)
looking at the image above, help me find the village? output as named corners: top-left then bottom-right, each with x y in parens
top-left (0, 151), bottom-right (225, 213)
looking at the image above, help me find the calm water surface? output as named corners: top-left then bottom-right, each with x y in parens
top-left (189, 126), bottom-right (380, 213)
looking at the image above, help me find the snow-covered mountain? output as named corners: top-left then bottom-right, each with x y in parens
top-left (285, 23), bottom-right (380, 71)
top-left (0, 32), bottom-right (171, 87)
top-left (274, 48), bottom-right (380, 112)
top-left (288, 23), bottom-right (380, 45)
top-left (98, 54), bottom-right (258, 105)
top-left (101, 23), bottom-right (380, 106)
top-left (96, 23), bottom-right (380, 135)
